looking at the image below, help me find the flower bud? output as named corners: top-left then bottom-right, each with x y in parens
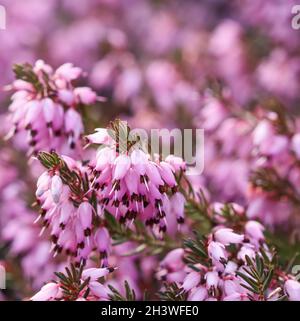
top-left (31, 282), bottom-right (62, 301)
top-left (214, 228), bottom-right (244, 245)
top-left (82, 267), bottom-right (114, 281)
top-left (188, 286), bottom-right (207, 301)
top-left (159, 162), bottom-right (176, 187)
top-left (245, 221), bottom-right (265, 241)
top-left (284, 280), bottom-right (300, 301)
top-left (42, 98), bottom-right (56, 125)
top-left (208, 241), bottom-right (227, 263)
top-left (36, 172), bottom-right (51, 198)
top-left (78, 202), bottom-right (93, 233)
top-left (94, 227), bottom-right (111, 254)
top-left (51, 175), bottom-right (63, 204)
top-left (113, 154), bottom-right (131, 180)
top-left (74, 87), bottom-right (97, 105)
top-left (182, 271), bottom-right (201, 291)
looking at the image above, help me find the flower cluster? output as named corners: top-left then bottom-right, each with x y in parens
top-left (157, 203), bottom-right (299, 301)
top-left (35, 152), bottom-right (111, 264)
top-left (5, 60), bottom-right (99, 157)
top-left (88, 121), bottom-right (186, 234)
top-left (195, 94), bottom-right (300, 226)
top-left (31, 265), bottom-right (115, 301)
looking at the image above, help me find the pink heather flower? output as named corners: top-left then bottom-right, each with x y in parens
top-left (31, 282), bottom-right (62, 301)
top-left (257, 49), bottom-right (300, 100)
top-left (58, 89), bottom-right (75, 105)
top-left (13, 79), bottom-right (35, 91)
top-left (59, 201), bottom-right (73, 227)
top-left (36, 172), bottom-right (51, 197)
top-left (35, 157), bottom-right (110, 263)
top-left (85, 128), bottom-right (114, 146)
top-left (244, 221), bottom-right (265, 242)
top-left (113, 154), bottom-right (131, 180)
top-left (284, 280), bottom-right (300, 301)
top-left (231, 203), bottom-right (245, 216)
top-left (188, 286), bottom-right (208, 301)
top-left (182, 271), bottom-right (201, 292)
top-left (252, 120), bottom-right (274, 146)
top-left (170, 192), bottom-right (185, 224)
top-left (159, 161), bottom-right (177, 187)
top-left (237, 245), bottom-right (256, 262)
top-left (3, 218), bottom-right (37, 254)
top-left (214, 228), bottom-right (244, 246)
top-left (223, 279), bottom-right (243, 298)
top-left (74, 87), bottom-right (98, 105)
top-left (252, 118), bottom-right (289, 156)
top-left (51, 175), bottom-right (63, 204)
top-left (88, 282), bottom-right (109, 299)
top-left (55, 63), bottom-right (82, 82)
top-left (165, 155), bottom-right (186, 172)
top-left (207, 241), bottom-right (227, 264)
top-left (42, 98), bottom-right (56, 125)
top-left (34, 60), bottom-right (53, 75)
top-left (211, 202), bottom-right (226, 216)
top-left (94, 227), bottom-right (111, 262)
top-left (205, 271), bottom-right (219, 290)
top-left (224, 261), bottom-right (238, 274)
top-left (156, 248), bottom-right (186, 283)
top-left (160, 248), bottom-right (185, 271)
top-left (88, 126), bottom-right (185, 233)
top-left (209, 20), bottom-right (253, 104)
top-left (82, 267), bottom-right (114, 281)
top-left (78, 202), bottom-right (93, 235)
top-left (6, 60), bottom-right (98, 156)
top-left (223, 286), bottom-right (249, 301)
top-left (65, 109), bottom-right (84, 149)
top-left (201, 98), bottom-right (228, 131)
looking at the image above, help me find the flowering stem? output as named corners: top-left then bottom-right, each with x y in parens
top-left (179, 175), bottom-right (213, 225)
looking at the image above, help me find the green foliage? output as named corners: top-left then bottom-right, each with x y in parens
top-left (265, 230), bottom-right (300, 268)
top-left (54, 264), bottom-right (91, 301)
top-left (183, 231), bottom-right (209, 268)
top-left (250, 167), bottom-right (300, 205)
top-left (158, 282), bottom-right (188, 301)
top-left (108, 280), bottom-right (136, 301)
top-left (37, 150), bottom-right (62, 170)
top-left (180, 177), bottom-right (213, 234)
top-left (236, 250), bottom-right (277, 301)
top-left (13, 63), bottom-right (44, 93)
